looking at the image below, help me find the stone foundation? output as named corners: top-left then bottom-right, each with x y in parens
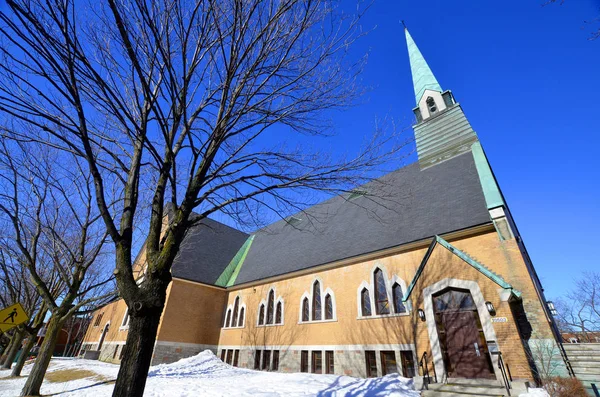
top-left (217, 344), bottom-right (418, 378)
top-left (151, 341), bottom-right (218, 365)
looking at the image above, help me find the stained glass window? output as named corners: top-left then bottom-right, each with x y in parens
top-left (374, 269), bottom-right (390, 315)
top-left (312, 281), bottom-right (322, 321)
top-left (392, 283), bottom-right (406, 314)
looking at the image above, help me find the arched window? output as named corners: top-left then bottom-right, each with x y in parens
top-left (238, 307), bottom-right (245, 327)
top-left (275, 301), bottom-right (282, 324)
top-left (392, 282), bottom-right (406, 314)
top-left (426, 97), bottom-right (437, 115)
top-left (312, 281), bottom-right (322, 321)
top-left (225, 309), bottom-right (232, 328)
top-left (258, 304), bottom-right (265, 325)
top-left (374, 268), bottom-right (390, 315)
top-left (302, 297), bottom-right (309, 322)
top-left (361, 288), bottom-right (372, 316)
top-left (266, 290), bottom-right (275, 325)
top-left (325, 294), bottom-right (333, 320)
top-left (232, 297), bottom-right (240, 327)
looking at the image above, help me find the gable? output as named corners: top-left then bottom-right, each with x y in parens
top-left (403, 235), bottom-right (521, 302)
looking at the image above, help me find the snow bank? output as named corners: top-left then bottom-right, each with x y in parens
top-left (519, 388), bottom-right (550, 397)
top-left (0, 350), bottom-right (420, 397)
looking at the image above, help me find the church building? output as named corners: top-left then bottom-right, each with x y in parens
top-left (81, 28), bottom-right (567, 391)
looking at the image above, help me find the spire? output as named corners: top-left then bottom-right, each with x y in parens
top-left (404, 27), bottom-right (442, 105)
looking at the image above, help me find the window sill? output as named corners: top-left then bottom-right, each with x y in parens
top-left (298, 318), bottom-right (337, 325)
top-left (256, 323), bottom-right (283, 328)
top-left (356, 312), bottom-right (410, 320)
top-left (222, 325), bottom-right (246, 330)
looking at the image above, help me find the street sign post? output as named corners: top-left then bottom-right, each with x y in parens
top-left (0, 303), bottom-right (29, 332)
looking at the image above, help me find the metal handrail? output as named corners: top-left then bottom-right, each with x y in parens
top-left (419, 351), bottom-right (435, 389)
top-left (497, 351), bottom-right (512, 396)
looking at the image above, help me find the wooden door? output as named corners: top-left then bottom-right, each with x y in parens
top-left (443, 311), bottom-right (493, 379)
top-left (97, 324), bottom-right (109, 351)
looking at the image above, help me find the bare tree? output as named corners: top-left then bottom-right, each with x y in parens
top-left (0, 1), bottom-right (407, 396)
top-left (0, 140), bottom-right (115, 392)
top-left (545, 0), bottom-right (600, 40)
top-left (527, 339), bottom-right (564, 381)
top-left (554, 272), bottom-right (600, 342)
top-left (0, 239), bottom-right (56, 372)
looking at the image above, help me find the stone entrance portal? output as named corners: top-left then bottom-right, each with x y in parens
top-left (433, 288), bottom-right (495, 379)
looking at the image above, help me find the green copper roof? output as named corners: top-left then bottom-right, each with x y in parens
top-left (403, 236), bottom-right (521, 302)
top-left (405, 28), bottom-right (442, 105)
top-left (214, 235), bottom-right (254, 287)
top-left (471, 142), bottom-right (504, 209)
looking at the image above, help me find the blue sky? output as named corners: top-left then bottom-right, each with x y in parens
top-left (324, 0), bottom-right (600, 300)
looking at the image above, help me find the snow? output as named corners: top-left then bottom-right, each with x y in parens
top-left (519, 389), bottom-right (550, 397)
top-left (0, 350), bottom-right (420, 396)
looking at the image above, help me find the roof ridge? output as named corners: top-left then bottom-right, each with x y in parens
top-left (456, 250), bottom-right (504, 281)
top-left (250, 159), bottom-right (424, 235)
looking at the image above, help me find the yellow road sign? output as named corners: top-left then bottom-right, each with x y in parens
top-left (0, 303), bottom-right (29, 332)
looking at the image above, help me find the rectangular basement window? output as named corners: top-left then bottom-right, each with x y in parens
top-left (272, 350), bottom-right (280, 371)
top-left (400, 351), bottom-right (416, 378)
top-left (312, 351), bottom-right (322, 374)
top-left (301, 351), bottom-right (309, 373)
top-left (233, 350), bottom-right (239, 367)
top-left (325, 351), bottom-right (334, 374)
top-left (365, 351), bottom-right (377, 378)
top-left (262, 350), bottom-right (271, 371)
top-left (254, 350), bottom-right (261, 370)
top-left (380, 351), bottom-right (398, 375)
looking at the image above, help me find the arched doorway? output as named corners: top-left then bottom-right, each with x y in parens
top-left (97, 323), bottom-right (110, 351)
top-left (433, 288), bottom-right (495, 379)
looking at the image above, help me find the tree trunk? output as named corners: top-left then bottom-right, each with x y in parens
top-left (1, 328), bottom-right (24, 370)
top-left (20, 316), bottom-right (65, 397)
top-left (12, 334), bottom-right (36, 377)
top-left (1, 331), bottom-right (17, 365)
top-left (112, 312), bottom-right (161, 397)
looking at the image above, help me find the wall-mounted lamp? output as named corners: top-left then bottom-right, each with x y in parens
top-left (417, 309), bottom-right (426, 322)
top-left (485, 301), bottom-right (496, 316)
top-left (547, 301), bottom-right (558, 316)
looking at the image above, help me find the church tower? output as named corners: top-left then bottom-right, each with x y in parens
top-left (405, 27), bottom-right (479, 170)
top-left (405, 26), bottom-right (515, 241)
top-left (404, 26), bottom-right (571, 381)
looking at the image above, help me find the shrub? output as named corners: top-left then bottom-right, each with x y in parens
top-left (544, 376), bottom-right (587, 397)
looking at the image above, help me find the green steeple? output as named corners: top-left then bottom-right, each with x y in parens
top-left (405, 28), bottom-right (442, 104)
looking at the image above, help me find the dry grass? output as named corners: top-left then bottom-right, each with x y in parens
top-left (45, 369), bottom-right (109, 383)
top-left (544, 376), bottom-right (588, 397)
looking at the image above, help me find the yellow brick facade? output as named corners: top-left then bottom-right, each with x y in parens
top-left (81, 224), bottom-right (557, 382)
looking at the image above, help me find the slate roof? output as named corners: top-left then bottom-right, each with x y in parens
top-left (171, 217), bottom-right (249, 285)
top-left (232, 151), bottom-right (491, 285)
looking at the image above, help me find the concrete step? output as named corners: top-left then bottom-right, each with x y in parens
top-left (581, 381), bottom-right (600, 397)
top-left (445, 378), bottom-right (503, 387)
top-left (572, 366), bottom-right (600, 375)
top-left (428, 384), bottom-right (506, 395)
top-left (566, 347), bottom-right (600, 353)
top-left (573, 373), bottom-right (600, 381)
top-left (563, 343), bottom-right (600, 351)
top-left (568, 355), bottom-right (600, 361)
top-left (423, 380), bottom-right (508, 397)
top-left (422, 391), bottom-right (505, 397)
top-left (572, 360), bottom-right (600, 368)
